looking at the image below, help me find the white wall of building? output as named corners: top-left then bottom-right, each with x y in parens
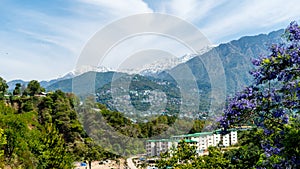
top-left (146, 130), bottom-right (238, 157)
top-left (222, 134), bottom-right (230, 147)
top-left (230, 131), bottom-right (238, 145)
top-left (213, 134), bottom-right (221, 146)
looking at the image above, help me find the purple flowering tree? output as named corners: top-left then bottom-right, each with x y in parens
top-left (220, 21), bottom-right (300, 168)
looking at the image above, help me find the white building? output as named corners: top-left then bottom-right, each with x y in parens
top-left (146, 141), bottom-right (156, 156)
top-left (146, 129), bottom-right (238, 156)
top-left (146, 139), bottom-right (174, 157)
top-left (231, 130), bottom-right (238, 145)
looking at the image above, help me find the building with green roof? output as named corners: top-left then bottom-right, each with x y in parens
top-left (146, 129), bottom-right (239, 157)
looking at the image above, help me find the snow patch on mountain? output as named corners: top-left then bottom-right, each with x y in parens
top-left (63, 46), bottom-right (213, 77)
top-left (71, 65), bottom-right (112, 76)
top-left (123, 46), bottom-right (213, 75)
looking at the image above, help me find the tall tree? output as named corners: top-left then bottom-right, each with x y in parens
top-left (0, 77), bottom-right (8, 100)
top-left (220, 21), bottom-right (300, 168)
top-left (13, 83), bottom-right (21, 96)
top-left (36, 123), bottom-right (74, 169)
top-left (24, 80), bottom-right (45, 96)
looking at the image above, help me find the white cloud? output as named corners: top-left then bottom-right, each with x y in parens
top-left (0, 9), bottom-right (86, 81)
top-left (158, 0), bottom-right (226, 23)
top-left (199, 0), bottom-right (300, 43)
top-left (2, 0), bottom-right (300, 81)
top-left (77, 0), bottom-right (153, 17)
top-left (154, 0), bottom-right (300, 43)
top-left (0, 0), bottom-right (153, 81)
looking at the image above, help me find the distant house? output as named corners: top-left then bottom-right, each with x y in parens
top-left (35, 92), bottom-right (48, 97)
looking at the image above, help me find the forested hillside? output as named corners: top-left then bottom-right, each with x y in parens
top-left (0, 77), bottom-right (207, 168)
top-left (0, 77), bottom-right (118, 168)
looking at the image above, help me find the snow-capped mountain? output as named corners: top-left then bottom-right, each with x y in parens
top-left (137, 53), bottom-right (198, 75)
top-left (61, 46), bottom-right (213, 77)
top-left (72, 65), bottom-right (112, 76)
top-left (8, 46), bottom-right (212, 91)
top-left (123, 46), bottom-right (213, 75)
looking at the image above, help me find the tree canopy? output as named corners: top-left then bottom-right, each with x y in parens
top-left (0, 77), bottom-right (8, 100)
top-left (220, 21), bottom-right (300, 168)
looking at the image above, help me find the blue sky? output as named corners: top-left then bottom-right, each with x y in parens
top-left (1, 0), bottom-right (300, 81)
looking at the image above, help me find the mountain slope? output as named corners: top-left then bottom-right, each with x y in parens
top-left (46, 29), bottom-right (284, 114)
top-left (160, 29), bottom-right (284, 96)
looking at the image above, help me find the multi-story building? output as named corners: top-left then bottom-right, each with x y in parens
top-left (146, 139), bottom-right (175, 157)
top-left (146, 140), bottom-right (156, 156)
top-left (231, 130), bottom-right (238, 145)
top-left (214, 129), bottom-right (238, 146)
top-left (146, 129), bottom-right (238, 157)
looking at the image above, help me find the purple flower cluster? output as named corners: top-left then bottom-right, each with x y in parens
top-left (251, 58), bottom-right (261, 66)
top-left (272, 109), bottom-right (285, 118)
top-left (261, 143), bottom-right (281, 157)
top-left (249, 22), bottom-right (300, 85)
top-left (263, 128), bottom-right (273, 136)
top-left (272, 108), bottom-right (290, 124)
top-left (281, 80), bottom-right (300, 109)
top-left (220, 87), bottom-right (257, 130)
top-left (220, 21), bottom-right (300, 168)
top-left (286, 21), bottom-right (300, 41)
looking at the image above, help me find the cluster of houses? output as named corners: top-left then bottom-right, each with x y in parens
top-left (96, 88), bottom-right (181, 117)
top-left (146, 129), bottom-right (238, 156)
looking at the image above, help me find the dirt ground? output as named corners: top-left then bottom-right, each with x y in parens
top-left (74, 159), bottom-right (126, 169)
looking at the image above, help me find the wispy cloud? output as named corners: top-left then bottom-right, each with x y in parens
top-left (77, 0), bottom-right (153, 17)
top-left (158, 0), bottom-right (226, 23)
top-left (0, 0), bottom-right (299, 81)
top-left (0, 0), bottom-right (152, 81)
top-left (0, 8), bottom-right (83, 80)
top-left (197, 0), bottom-right (300, 43)
top-left (149, 0), bottom-right (300, 43)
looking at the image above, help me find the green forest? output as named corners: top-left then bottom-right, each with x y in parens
top-left (0, 78), bottom-right (110, 168)
top-left (0, 77), bottom-right (208, 168)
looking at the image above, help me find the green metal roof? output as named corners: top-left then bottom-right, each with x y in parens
top-left (214, 128), bottom-right (237, 134)
top-left (183, 139), bottom-right (197, 143)
top-left (147, 128), bottom-right (242, 142)
top-left (171, 131), bottom-right (213, 138)
top-left (186, 132), bottom-right (213, 137)
top-left (146, 139), bottom-right (172, 142)
top-left (146, 140), bottom-right (162, 142)
top-left (147, 139), bottom-right (198, 143)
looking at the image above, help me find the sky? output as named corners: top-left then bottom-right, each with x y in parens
top-left (1, 0), bottom-right (300, 81)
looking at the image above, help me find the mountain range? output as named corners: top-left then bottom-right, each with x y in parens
top-left (7, 72), bottom-right (75, 92)
top-left (7, 29), bottom-right (284, 116)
